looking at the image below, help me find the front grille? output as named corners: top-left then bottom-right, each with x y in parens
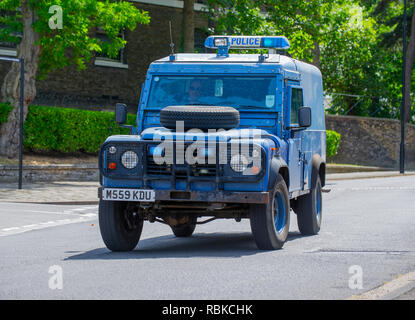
top-left (145, 144), bottom-right (219, 178)
top-left (100, 140), bottom-right (265, 187)
top-left (146, 153), bottom-right (171, 175)
top-left (190, 164), bottom-right (217, 177)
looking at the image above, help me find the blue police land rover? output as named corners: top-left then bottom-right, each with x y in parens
top-left (98, 36), bottom-right (326, 251)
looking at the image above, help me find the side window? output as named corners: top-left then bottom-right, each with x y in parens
top-left (291, 88), bottom-right (303, 125)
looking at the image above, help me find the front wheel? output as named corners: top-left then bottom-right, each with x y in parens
top-left (249, 174), bottom-right (290, 250)
top-left (98, 200), bottom-right (143, 251)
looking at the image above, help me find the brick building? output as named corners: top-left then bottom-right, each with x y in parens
top-left (0, 0), bottom-right (209, 113)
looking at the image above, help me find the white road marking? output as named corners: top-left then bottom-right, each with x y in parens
top-left (1, 206), bottom-right (98, 216)
top-left (70, 207), bottom-right (97, 211)
top-left (2, 227), bottom-right (20, 231)
top-left (0, 206), bottom-right (98, 237)
top-left (333, 187), bottom-right (415, 191)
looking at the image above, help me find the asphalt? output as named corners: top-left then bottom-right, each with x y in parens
top-left (1, 172), bottom-right (415, 300)
top-left (1, 175), bottom-right (415, 300)
top-left (0, 170), bottom-right (414, 204)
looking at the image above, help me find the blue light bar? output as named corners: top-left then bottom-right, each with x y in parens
top-left (204, 36), bottom-right (290, 50)
top-left (261, 37), bottom-right (290, 49)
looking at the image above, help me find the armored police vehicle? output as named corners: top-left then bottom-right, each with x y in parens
top-left (98, 36), bottom-right (326, 251)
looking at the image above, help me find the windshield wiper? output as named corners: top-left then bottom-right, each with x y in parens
top-left (184, 103), bottom-right (216, 106)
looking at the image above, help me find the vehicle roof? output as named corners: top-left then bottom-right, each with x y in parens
top-left (154, 53), bottom-right (296, 67)
top-left (151, 53), bottom-right (321, 78)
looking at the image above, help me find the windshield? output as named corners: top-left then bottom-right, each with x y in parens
top-left (146, 75), bottom-right (276, 110)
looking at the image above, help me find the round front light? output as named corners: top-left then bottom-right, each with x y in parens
top-left (121, 151), bottom-right (138, 169)
top-left (230, 154), bottom-right (249, 172)
top-left (108, 146), bottom-right (117, 154)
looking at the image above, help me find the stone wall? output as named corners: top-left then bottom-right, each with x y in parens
top-left (326, 115), bottom-right (415, 170)
top-left (0, 164), bottom-right (98, 182)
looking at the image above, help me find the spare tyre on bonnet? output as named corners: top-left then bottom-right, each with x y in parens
top-left (160, 105), bottom-right (240, 130)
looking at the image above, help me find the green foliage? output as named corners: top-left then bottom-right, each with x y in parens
top-left (0, 0), bottom-right (150, 78)
top-left (0, 102), bottom-right (13, 125)
top-left (0, 104), bottom-right (136, 154)
top-left (0, 6), bottom-right (22, 45)
top-left (1, 103), bottom-right (342, 157)
top-left (207, 0), bottom-right (341, 61)
top-left (23, 105), bottom-right (136, 153)
top-left (326, 130), bottom-right (341, 157)
top-left (206, 0), bottom-right (414, 123)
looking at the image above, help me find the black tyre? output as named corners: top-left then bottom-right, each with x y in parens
top-left (160, 105), bottom-right (240, 130)
top-left (171, 219), bottom-right (197, 237)
top-left (296, 176), bottom-right (322, 235)
top-left (250, 174), bottom-right (290, 250)
top-left (98, 200), bottom-right (143, 251)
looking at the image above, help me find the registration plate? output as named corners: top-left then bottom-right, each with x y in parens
top-left (102, 188), bottom-right (155, 202)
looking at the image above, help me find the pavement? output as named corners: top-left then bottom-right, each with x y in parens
top-left (0, 170), bottom-right (414, 204)
top-left (0, 181), bottom-right (99, 204)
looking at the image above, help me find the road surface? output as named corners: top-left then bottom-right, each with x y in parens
top-left (1, 175), bottom-right (414, 299)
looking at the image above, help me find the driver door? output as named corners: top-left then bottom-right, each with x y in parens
top-left (284, 84), bottom-right (304, 192)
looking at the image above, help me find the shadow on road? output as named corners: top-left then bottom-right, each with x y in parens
top-left (65, 231), bottom-right (309, 261)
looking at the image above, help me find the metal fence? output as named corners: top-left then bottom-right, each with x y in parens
top-left (324, 92), bottom-right (413, 122)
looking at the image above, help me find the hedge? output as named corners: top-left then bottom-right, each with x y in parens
top-left (326, 130), bottom-right (341, 157)
top-left (0, 103), bottom-right (136, 153)
top-left (0, 102), bottom-right (12, 125)
top-left (0, 103), bottom-right (341, 156)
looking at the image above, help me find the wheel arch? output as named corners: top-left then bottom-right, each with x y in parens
top-left (268, 156), bottom-right (290, 191)
top-left (311, 154), bottom-right (326, 188)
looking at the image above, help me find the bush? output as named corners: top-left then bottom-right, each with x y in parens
top-left (1, 103), bottom-right (342, 157)
top-left (0, 102), bottom-right (13, 125)
top-left (326, 130), bottom-right (341, 157)
top-left (23, 105), bottom-right (136, 153)
top-left (0, 103), bottom-right (136, 154)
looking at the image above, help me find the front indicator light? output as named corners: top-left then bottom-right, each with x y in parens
top-left (108, 162), bottom-right (116, 170)
top-left (251, 166), bottom-right (260, 175)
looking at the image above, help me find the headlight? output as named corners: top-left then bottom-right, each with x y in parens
top-left (230, 154), bottom-right (249, 172)
top-left (121, 151), bottom-right (138, 169)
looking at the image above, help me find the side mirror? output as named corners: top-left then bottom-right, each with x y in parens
top-left (298, 106), bottom-right (311, 128)
top-left (115, 103), bottom-right (127, 125)
top-left (115, 103), bottom-right (135, 135)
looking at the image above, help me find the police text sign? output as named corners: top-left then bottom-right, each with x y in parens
top-left (229, 36), bottom-right (261, 47)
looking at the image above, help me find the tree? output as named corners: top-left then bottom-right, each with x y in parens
top-left (206, 0), bottom-right (343, 64)
top-left (182, 0), bottom-right (195, 53)
top-left (206, 0), bottom-right (408, 120)
top-left (369, 0), bottom-right (415, 123)
top-left (0, 0), bottom-right (150, 158)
